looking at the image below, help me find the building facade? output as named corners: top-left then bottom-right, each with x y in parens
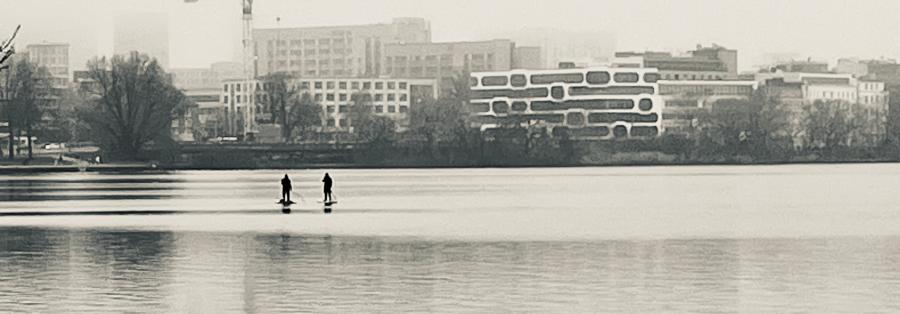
top-left (25, 42), bottom-right (69, 89)
top-left (658, 80), bottom-right (758, 136)
top-left (756, 71), bottom-right (889, 146)
top-left (468, 67), bottom-right (662, 140)
top-left (170, 62), bottom-right (244, 142)
top-left (615, 45), bottom-right (738, 81)
top-left (221, 77), bottom-right (436, 141)
top-left (253, 18), bottom-right (431, 78)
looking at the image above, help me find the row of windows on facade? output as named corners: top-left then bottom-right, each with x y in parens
top-left (389, 53), bottom-right (495, 62)
top-left (816, 91), bottom-right (856, 100)
top-left (267, 37), bottom-right (352, 47)
top-left (225, 81), bottom-right (409, 92)
top-left (324, 104), bottom-right (409, 114)
top-left (659, 85), bottom-right (753, 95)
top-left (269, 59), bottom-right (357, 68)
top-left (860, 83), bottom-right (884, 91)
top-left (662, 73), bottom-right (725, 80)
top-left (223, 93), bottom-right (409, 104)
top-left (269, 48), bottom-right (355, 58)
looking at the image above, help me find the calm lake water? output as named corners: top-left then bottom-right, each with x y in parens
top-left (2, 165), bottom-right (900, 313)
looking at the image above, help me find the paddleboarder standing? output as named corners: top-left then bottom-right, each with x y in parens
top-left (322, 173), bottom-right (333, 202)
top-left (281, 174), bottom-right (292, 203)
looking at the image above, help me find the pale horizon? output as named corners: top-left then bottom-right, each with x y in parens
top-left (3, 0), bottom-right (900, 71)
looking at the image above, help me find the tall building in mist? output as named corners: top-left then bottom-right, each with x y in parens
top-left (253, 18), bottom-right (431, 78)
top-left (493, 28), bottom-right (616, 69)
top-left (25, 42), bottom-right (69, 89)
top-left (114, 13), bottom-right (169, 68)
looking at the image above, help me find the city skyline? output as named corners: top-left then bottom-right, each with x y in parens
top-left (4, 0), bottom-right (900, 72)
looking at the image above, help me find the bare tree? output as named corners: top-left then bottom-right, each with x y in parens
top-left (81, 53), bottom-right (184, 160)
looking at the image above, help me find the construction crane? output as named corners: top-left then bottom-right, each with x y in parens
top-left (184, 0), bottom-right (256, 140)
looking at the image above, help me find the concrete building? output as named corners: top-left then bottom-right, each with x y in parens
top-left (658, 80), bottom-right (758, 136)
top-left (756, 71), bottom-right (889, 146)
top-left (114, 12), bottom-right (169, 68)
top-left (468, 67), bottom-right (662, 139)
top-left (25, 42), bottom-right (69, 89)
top-left (383, 39), bottom-right (541, 91)
top-left (253, 18), bottom-right (431, 78)
top-left (615, 44), bottom-right (738, 81)
top-left (221, 77), bottom-right (437, 141)
top-left (170, 62), bottom-right (244, 142)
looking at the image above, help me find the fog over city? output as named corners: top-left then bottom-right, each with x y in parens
top-left (4, 0), bottom-right (900, 70)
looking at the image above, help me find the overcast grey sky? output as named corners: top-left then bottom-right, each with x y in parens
top-left (2, 0), bottom-right (899, 71)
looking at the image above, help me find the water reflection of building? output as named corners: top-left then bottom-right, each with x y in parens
top-left (468, 67), bottom-right (662, 139)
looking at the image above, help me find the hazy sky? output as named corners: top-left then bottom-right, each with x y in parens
top-left (3, 0), bottom-right (900, 71)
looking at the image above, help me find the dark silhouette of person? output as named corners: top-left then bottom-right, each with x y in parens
top-left (281, 174), bottom-right (292, 203)
top-left (322, 173), bottom-right (333, 202)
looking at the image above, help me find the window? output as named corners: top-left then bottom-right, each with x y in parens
top-left (613, 72), bottom-right (640, 83)
top-left (339, 105), bottom-right (348, 113)
top-left (315, 94), bottom-right (323, 101)
top-left (400, 94), bottom-right (408, 101)
top-left (375, 82), bottom-right (384, 89)
top-left (387, 82), bottom-right (396, 89)
top-left (363, 82), bottom-right (372, 89)
top-left (326, 81), bottom-right (335, 89)
top-left (314, 81), bottom-right (323, 89)
top-left (327, 105), bottom-right (335, 113)
top-left (339, 81), bottom-right (347, 89)
top-left (387, 94), bottom-right (395, 101)
top-left (326, 93), bottom-right (335, 101)
top-left (223, 84), bottom-right (228, 92)
top-left (351, 82), bottom-right (360, 89)
top-left (388, 106), bottom-right (396, 113)
top-left (399, 105), bottom-right (408, 113)
top-left (327, 119), bottom-right (335, 127)
top-left (236, 95), bottom-right (241, 103)
top-left (375, 94), bottom-right (384, 101)
top-left (236, 84), bottom-right (241, 92)
top-left (399, 82), bottom-right (407, 89)
top-left (339, 119), bottom-right (347, 127)
top-left (375, 105), bottom-right (384, 113)
top-left (338, 94), bottom-right (347, 101)
top-left (300, 81), bottom-right (310, 89)
top-left (223, 96), bottom-right (228, 104)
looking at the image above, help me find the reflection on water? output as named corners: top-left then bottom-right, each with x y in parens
top-left (3, 165), bottom-right (900, 311)
top-left (2, 228), bottom-right (900, 313)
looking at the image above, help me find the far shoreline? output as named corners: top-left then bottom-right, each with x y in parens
top-left (2, 159), bottom-right (900, 174)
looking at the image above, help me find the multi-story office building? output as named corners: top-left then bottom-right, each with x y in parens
top-left (756, 71), bottom-right (889, 146)
top-left (221, 77), bottom-right (436, 140)
top-left (253, 18), bottom-right (431, 78)
top-left (615, 44), bottom-right (738, 81)
top-left (658, 80), bottom-right (758, 135)
top-left (383, 39), bottom-right (542, 91)
top-left (114, 12), bottom-right (169, 68)
top-left (170, 62), bottom-right (243, 141)
top-left (468, 67), bottom-right (662, 139)
top-left (25, 42), bottom-right (69, 89)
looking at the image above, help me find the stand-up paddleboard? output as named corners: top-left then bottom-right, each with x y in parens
top-left (317, 199), bottom-right (337, 213)
top-left (277, 199), bottom-right (296, 214)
